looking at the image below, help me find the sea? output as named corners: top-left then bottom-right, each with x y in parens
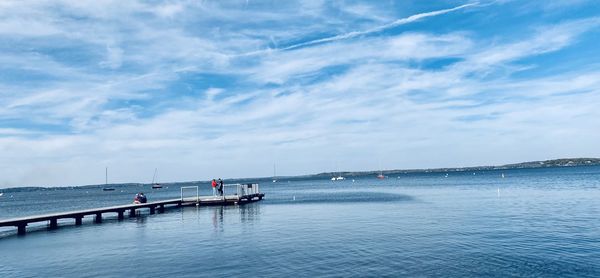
top-left (1, 166), bottom-right (600, 277)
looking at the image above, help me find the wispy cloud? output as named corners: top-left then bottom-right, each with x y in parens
top-left (237, 2), bottom-right (479, 56)
top-left (1, 1), bottom-right (599, 187)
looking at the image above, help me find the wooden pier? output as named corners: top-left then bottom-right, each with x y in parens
top-left (0, 190), bottom-right (264, 236)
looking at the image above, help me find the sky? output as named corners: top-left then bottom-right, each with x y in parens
top-left (1, 0), bottom-right (599, 187)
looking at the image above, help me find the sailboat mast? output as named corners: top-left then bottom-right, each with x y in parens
top-left (105, 167), bottom-right (108, 185)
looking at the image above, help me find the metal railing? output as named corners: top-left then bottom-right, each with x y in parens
top-left (180, 186), bottom-right (199, 203)
top-left (237, 183), bottom-right (260, 196)
top-left (220, 183), bottom-right (260, 197)
top-left (180, 183), bottom-right (260, 201)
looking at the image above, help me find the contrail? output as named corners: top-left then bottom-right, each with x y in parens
top-left (234, 2), bottom-right (479, 57)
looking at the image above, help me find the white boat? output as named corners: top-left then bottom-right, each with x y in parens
top-left (377, 165), bottom-right (384, 179)
top-left (331, 176), bottom-right (345, 181)
top-left (331, 163), bottom-right (344, 181)
top-left (0, 192), bottom-right (3, 197)
top-left (376, 160), bottom-right (385, 179)
top-left (272, 164), bottom-right (277, 183)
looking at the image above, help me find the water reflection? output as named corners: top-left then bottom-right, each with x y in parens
top-left (180, 205), bottom-right (199, 222)
top-left (210, 203), bottom-right (262, 232)
top-left (212, 206), bottom-right (224, 232)
top-left (239, 203), bottom-right (261, 223)
top-left (135, 215), bottom-right (147, 225)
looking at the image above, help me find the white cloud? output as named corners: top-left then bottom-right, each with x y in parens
top-left (1, 1), bottom-right (599, 187)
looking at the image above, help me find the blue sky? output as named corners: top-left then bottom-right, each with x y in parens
top-left (1, 0), bottom-right (599, 187)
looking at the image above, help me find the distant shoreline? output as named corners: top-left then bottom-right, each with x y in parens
top-left (310, 157), bottom-right (600, 178)
top-left (2, 158), bottom-right (599, 191)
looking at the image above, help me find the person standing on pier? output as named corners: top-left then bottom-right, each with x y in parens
top-left (218, 178), bottom-right (224, 196)
top-left (211, 179), bottom-right (217, 196)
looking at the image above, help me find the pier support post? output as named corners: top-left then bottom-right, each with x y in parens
top-left (17, 224), bottom-right (27, 235)
top-left (95, 213), bottom-right (102, 223)
top-left (158, 204), bottom-right (165, 213)
top-left (129, 208), bottom-right (136, 217)
top-left (75, 216), bottom-right (83, 225)
top-left (49, 218), bottom-right (58, 229)
top-left (150, 206), bottom-right (155, 215)
top-left (117, 211), bottom-right (124, 220)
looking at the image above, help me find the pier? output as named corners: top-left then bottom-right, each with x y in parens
top-left (0, 184), bottom-right (264, 235)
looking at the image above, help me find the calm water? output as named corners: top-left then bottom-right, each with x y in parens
top-left (1, 166), bottom-right (600, 277)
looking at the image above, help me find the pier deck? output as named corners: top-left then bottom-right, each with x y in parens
top-left (0, 191), bottom-right (264, 235)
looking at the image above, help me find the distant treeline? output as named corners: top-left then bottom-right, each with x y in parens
top-left (310, 157), bottom-right (600, 178)
top-left (2, 158), bottom-right (599, 191)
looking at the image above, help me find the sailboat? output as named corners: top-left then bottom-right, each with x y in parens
top-left (151, 168), bottom-right (162, 189)
top-left (272, 164), bottom-right (277, 183)
top-left (376, 161), bottom-right (385, 179)
top-left (103, 167), bottom-right (115, 191)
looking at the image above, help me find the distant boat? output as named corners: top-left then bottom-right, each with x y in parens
top-left (103, 167), bottom-right (115, 191)
top-left (377, 160), bottom-right (385, 179)
top-left (0, 192), bottom-right (4, 197)
top-left (377, 169), bottom-right (385, 179)
top-left (151, 168), bottom-right (163, 189)
top-left (272, 164), bottom-right (277, 183)
top-left (331, 163), bottom-right (344, 181)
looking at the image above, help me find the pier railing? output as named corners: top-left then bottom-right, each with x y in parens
top-left (221, 183), bottom-right (260, 197)
top-left (180, 186), bottom-right (199, 202)
top-left (239, 183), bottom-right (260, 196)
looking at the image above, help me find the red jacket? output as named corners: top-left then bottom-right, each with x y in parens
top-left (211, 180), bottom-right (217, 187)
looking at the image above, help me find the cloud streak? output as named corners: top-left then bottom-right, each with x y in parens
top-left (237, 2), bottom-right (480, 56)
top-left (1, 1), bottom-right (599, 187)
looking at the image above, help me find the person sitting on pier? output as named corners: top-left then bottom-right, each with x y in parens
top-left (211, 179), bottom-right (217, 196)
top-left (134, 192), bottom-right (148, 204)
top-left (139, 192), bottom-right (147, 203)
